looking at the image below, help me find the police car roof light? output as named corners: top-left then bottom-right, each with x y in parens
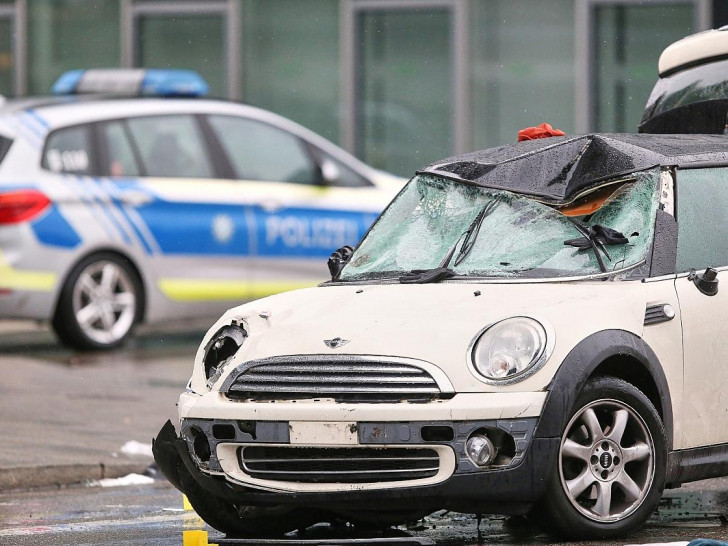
top-left (51, 69), bottom-right (209, 98)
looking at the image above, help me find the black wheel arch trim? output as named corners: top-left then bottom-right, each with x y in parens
top-left (534, 329), bottom-right (673, 450)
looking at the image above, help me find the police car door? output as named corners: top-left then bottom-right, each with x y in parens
top-left (97, 114), bottom-right (254, 312)
top-left (204, 114), bottom-right (382, 298)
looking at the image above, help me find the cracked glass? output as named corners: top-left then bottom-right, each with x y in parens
top-left (340, 169), bottom-right (659, 281)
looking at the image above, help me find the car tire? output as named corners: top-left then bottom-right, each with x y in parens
top-left (178, 467), bottom-right (317, 537)
top-left (535, 376), bottom-right (667, 540)
top-left (52, 253), bottom-right (143, 350)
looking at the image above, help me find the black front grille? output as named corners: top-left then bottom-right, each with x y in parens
top-left (224, 357), bottom-right (446, 402)
top-left (239, 446), bottom-right (440, 483)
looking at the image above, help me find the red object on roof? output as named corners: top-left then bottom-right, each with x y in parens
top-left (518, 123), bottom-right (566, 141)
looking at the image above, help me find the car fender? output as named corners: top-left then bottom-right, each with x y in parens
top-left (534, 329), bottom-right (673, 450)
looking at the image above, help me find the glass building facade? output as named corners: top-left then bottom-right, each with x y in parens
top-left (0, 0), bottom-right (715, 176)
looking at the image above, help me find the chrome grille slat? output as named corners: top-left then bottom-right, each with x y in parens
top-left (236, 373), bottom-right (437, 384)
top-left (240, 446), bottom-right (440, 483)
top-left (224, 357), bottom-right (444, 401)
top-left (229, 384), bottom-right (440, 394)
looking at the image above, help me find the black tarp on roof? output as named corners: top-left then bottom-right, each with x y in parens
top-left (421, 133), bottom-right (728, 204)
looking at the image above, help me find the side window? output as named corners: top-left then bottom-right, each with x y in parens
top-left (42, 126), bottom-right (92, 175)
top-left (676, 167), bottom-right (728, 272)
top-left (100, 121), bottom-right (140, 177)
top-left (126, 115), bottom-right (212, 178)
top-left (207, 115), bottom-right (317, 185)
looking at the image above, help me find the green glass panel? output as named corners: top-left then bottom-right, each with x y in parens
top-left (595, 4), bottom-right (694, 132)
top-left (357, 10), bottom-right (452, 177)
top-left (0, 17), bottom-right (12, 96)
top-left (471, 0), bottom-right (574, 149)
top-left (242, 0), bottom-right (340, 143)
top-left (28, 0), bottom-right (121, 95)
top-left (137, 15), bottom-right (225, 98)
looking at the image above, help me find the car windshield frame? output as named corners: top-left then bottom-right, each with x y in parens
top-left (337, 168), bottom-right (661, 283)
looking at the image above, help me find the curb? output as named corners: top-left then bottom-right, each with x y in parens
top-left (0, 462), bottom-right (150, 492)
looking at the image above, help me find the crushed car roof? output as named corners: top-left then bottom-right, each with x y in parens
top-left (422, 133), bottom-right (728, 204)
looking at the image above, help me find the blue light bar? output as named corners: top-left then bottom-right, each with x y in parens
top-left (51, 69), bottom-right (209, 97)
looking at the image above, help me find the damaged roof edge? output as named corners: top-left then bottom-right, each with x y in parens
top-left (420, 133), bottom-right (728, 205)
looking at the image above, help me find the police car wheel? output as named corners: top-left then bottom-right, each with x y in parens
top-left (53, 253), bottom-right (143, 350)
top-left (536, 376), bottom-right (667, 539)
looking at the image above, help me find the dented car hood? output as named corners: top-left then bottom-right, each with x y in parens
top-left (193, 281), bottom-right (648, 394)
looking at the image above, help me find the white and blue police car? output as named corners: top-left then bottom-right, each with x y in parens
top-left (0, 69), bottom-right (402, 349)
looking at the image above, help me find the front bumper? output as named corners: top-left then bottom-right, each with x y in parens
top-left (154, 396), bottom-right (560, 516)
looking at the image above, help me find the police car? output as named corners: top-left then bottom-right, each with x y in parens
top-left (0, 69), bottom-right (402, 349)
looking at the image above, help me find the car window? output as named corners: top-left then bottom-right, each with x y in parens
top-left (207, 115), bottom-right (317, 185)
top-left (676, 167), bottom-right (728, 272)
top-left (126, 115), bottom-right (212, 178)
top-left (100, 121), bottom-right (140, 177)
top-left (42, 125), bottom-right (92, 175)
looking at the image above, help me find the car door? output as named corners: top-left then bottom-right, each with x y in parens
top-left (96, 114), bottom-right (255, 313)
top-left (204, 114), bottom-right (385, 298)
top-left (674, 166), bottom-right (728, 448)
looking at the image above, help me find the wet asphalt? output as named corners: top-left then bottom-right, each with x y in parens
top-left (0, 322), bottom-right (727, 545)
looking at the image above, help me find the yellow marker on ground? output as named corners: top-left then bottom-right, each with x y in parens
top-left (183, 494), bottom-right (194, 511)
top-left (182, 529), bottom-right (217, 546)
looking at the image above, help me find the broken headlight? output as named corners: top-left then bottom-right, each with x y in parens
top-left (203, 324), bottom-right (247, 388)
top-left (470, 317), bottom-right (549, 383)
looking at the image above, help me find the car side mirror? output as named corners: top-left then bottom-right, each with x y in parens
top-left (327, 245), bottom-right (354, 280)
top-left (317, 159), bottom-right (340, 186)
top-left (688, 267), bottom-right (719, 296)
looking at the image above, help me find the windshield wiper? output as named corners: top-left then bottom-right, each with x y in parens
top-left (399, 197), bottom-right (501, 284)
top-left (564, 219), bottom-right (628, 273)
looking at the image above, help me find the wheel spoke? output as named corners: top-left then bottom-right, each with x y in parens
top-left (622, 441), bottom-right (652, 464)
top-left (76, 304), bottom-right (100, 327)
top-left (100, 308), bottom-right (116, 331)
top-left (566, 469), bottom-right (595, 499)
top-left (581, 408), bottom-right (604, 442)
top-left (78, 273), bottom-right (97, 295)
top-left (607, 409), bottom-right (629, 445)
top-left (101, 263), bottom-right (119, 291)
top-left (593, 481), bottom-right (613, 518)
top-left (112, 292), bottom-right (135, 310)
top-left (615, 471), bottom-right (642, 502)
top-left (562, 438), bottom-right (592, 463)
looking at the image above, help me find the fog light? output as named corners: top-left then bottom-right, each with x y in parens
top-left (466, 433), bottom-right (497, 466)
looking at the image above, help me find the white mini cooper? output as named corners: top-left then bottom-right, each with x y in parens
top-left (154, 132), bottom-right (728, 540)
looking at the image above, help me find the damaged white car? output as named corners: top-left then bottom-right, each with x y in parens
top-left (154, 132), bottom-right (728, 539)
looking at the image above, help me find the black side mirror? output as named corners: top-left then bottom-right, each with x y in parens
top-left (328, 245), bottom-right (354, 280)
top-left (689, 267), bottom-right (719, 296)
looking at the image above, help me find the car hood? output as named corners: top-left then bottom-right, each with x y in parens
top-left (197, 281), bottom-right (647, 394)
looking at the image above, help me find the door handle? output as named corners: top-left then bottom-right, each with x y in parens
top-left (117, 190), bottom-right (153, 206)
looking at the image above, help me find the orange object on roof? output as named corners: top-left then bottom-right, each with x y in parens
top-left (518, 123), bottom-right (566, 141)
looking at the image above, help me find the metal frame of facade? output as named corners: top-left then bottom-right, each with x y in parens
top-left (0, 0), bottom-right (715, 149)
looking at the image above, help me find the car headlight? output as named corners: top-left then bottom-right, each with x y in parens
top-left (470, 317), bottom-right (550, 383)
top-left (203, 324), bottom-right (247, 388)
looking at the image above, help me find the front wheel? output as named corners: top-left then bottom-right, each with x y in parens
top-left (536, 376), bottom-right (667, 539)
top-left (52, 253), bottom-right (143, 350)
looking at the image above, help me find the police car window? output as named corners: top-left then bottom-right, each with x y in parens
top-left (207, 115), bottom-right (317, 185)
top-left (676, 167), bottom-right (728, 272)
top-left (101, 122), bottom-right (140, 177)
top-left (42, 126), bottom-right (92, 175)
top-left (126, 115), bottom-right (212, 178)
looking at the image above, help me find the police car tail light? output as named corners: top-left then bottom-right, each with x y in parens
top-left (0, 190), bottom-right (51, 224)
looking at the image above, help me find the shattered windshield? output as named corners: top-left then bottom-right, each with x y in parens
top-left (339, 169), bottom-right (660, 281)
